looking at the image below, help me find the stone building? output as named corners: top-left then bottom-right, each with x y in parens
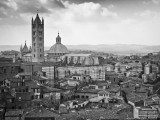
top-left (47, 33), bottom-right (69, 62)
top-left (20, 12), bottom-right (44, 63)
top-left (31, 12), bottom-right (44, 62)
top-left (56, 65), bottom-right (106, 81)
top-left (20, 41), bottom-right (32, 62)
top-left (60, 54), bottom-right (99, 66)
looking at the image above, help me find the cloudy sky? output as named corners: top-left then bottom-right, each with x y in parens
top-left (0, 0), bottom-right (160, 46)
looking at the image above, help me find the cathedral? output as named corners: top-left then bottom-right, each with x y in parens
top-left (20, 41), bottom-right (32, 62)
top-left (20, 12), bottom-right (106, 81)
top-left (47, 33), bottom-right (69, 62)
top-left (20, 12), bottom-right (68, 62)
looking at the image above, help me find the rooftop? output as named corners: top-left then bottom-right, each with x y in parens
top-left (25, 106), bottom-right (59, 118)
top-left (76, 89), bottom-right (101, 94)
top-left (5, 109), bottom-right (24, 116)
top-left (63, 54), bottom-right (91, 57)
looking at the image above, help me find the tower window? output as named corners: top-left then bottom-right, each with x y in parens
top-left (39, 43), bottom-right (42, 46)
top-left (34, 43), bottom-right (36, 46)
top-left (34, 54), bottom-right (35, 57)
top-left (39, 37), bottom-right (42, 41)
top-left (33, 25), bottom-right (36, 28)
top-left (33, 37), bottom-right (35, 41)
top-left (34, 49), bottom-right (36, 52)
top-left (39, 26), bottom-right (42, 29)
top-left (39, 31), bottom-right (42, 35)
top-left (40, 49), bottom-right (41, 52)
top-left (40, 54), bottom-right (42, 57)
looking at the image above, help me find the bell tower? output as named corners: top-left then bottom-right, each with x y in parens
top-left (31, 11), bottom-right (44, 62)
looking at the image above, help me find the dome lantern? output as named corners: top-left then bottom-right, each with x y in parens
top-left (56, 32), bottom-right (61, 44)
top-left (48, 33), bottom-right (69, 54)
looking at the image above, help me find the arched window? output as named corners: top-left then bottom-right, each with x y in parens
top-left (56, 70), bottom-right (59, 78)
top-left (84, 70), bottom-right (87, 75)
top-left (68, 70), bottom-right (70, 76)
top-left (99, 69), bottom-right (101, 79)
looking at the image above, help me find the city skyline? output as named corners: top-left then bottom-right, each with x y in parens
top-left (0, 0), bottom-right (160, 46)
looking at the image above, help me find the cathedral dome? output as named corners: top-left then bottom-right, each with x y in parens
top-left (49, 44), bottom-right (69, 54)
top-left (48, 33), bottom-right (69, 54)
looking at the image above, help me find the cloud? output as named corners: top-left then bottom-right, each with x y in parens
top-left (16, 0), bottom-right (50, 14)
top-left (0, 0), bottom-right (17, 18)
top-left (50, 0), bottom-right (66, 8)
top-left (61, 2), bottom-right (118, 23)
top-left (152, 0), bottom-right (159, 4)
top-left (62, 0), bottom-right (106, 4)
top-left (135, 10), bottom-right (160, 19)
top-left (142, 0), bottom-right (160, 5)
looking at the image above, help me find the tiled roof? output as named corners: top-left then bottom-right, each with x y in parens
top-left (25, 80), bottom-right (41, 88)
top-left (0, 63), bottom-right (20, 67)
top-left (42, 86), bottom-right (61, 93)
top-left (5, 109), bottom-right (24, 116)
top-left (25, 107), bottom-right (59, 118)
top-left (41, 61), bottom-right (60, 66)
top-left (32, 76), bottom-right (48, 81)
top-left (127, 92), bottom-right (146, 103)
top-left (5, 117), bottom-right (20, 120)
top-left (76, 89), bottom-right (100, 94)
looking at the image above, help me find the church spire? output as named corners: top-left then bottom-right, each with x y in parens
top-left (35, 9), bottom-right (41, 24)
top-left (25, 40), bottom-right (27, 46)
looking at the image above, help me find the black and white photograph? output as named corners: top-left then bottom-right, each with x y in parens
top-left (0, 0), bottom-right (160, 120)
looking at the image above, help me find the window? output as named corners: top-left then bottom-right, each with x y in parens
top-left (34, 49), bottom-right (36, 52)
top-left (40, 49), bottom-right (41, 52)
top-left (33, 37), bottom-right (36, 41)
top-left (40, 54), bottom-right (42, 57)
top-left (31, 95), bottom-right (34, 100)
top-left (39, 37), bottom-right (42, 41)
top-left (1, 89), bottom-right (4, 93)
top-left (81, 95), bottom-right (84, 98)
top-left (34, 43), bottom-right (36, 46)
top-left (22, 82), bottom-right (25, 86)
top-left (34, 54), bottom-right (35, 57)
top-left (7, 83), bottom-right (9, 86)
top-left (99, 93), bottom-right (103, 96)
top-left (98, 86), bottom-right (103, 89)
top-left (39, 43), bottom-right (42, 46)
top-left (4, 69), bottom-right (6, 73)
top-left (39, 31), bottom-right (42, 35)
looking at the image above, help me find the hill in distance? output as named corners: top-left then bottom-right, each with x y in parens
top-left (0, 44), bottom-right (160, 55)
